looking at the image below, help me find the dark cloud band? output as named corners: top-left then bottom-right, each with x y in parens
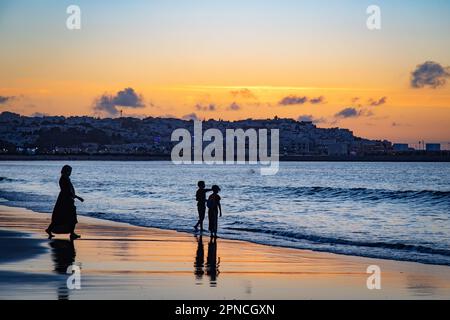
top-left (279, 95), bottom-right (325, 106)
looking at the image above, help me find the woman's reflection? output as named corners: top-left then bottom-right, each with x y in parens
top-left (49, 239), bottom-right (76, 300)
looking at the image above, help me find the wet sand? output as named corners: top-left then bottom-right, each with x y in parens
top-left (0, 205), bottom-right (449, 300)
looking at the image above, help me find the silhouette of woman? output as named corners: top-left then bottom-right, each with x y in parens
top-left (46, 165), bottom-right (84, 240)
top-left (207, 185), bottom-right (222, 238)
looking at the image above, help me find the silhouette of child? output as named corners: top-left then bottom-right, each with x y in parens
top-left (194, 181), bottom-right (212, 232)
top-left (207, 185), bottom-right (222, 238)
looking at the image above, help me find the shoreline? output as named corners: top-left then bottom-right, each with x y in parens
top-left (0, 204), bottom-right (450, 299)
top-left (0, 200), bottom-right (448, 268)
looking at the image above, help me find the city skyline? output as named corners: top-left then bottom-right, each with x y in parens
top-left (1, 0), bottom-right (450, 145)
top-left (2, 110), bottom-right (448, 151)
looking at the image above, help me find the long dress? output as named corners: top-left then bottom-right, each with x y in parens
top-left (207, 194), bottom-right (221, 233)
top-left (49, 175), bottom-right (78, 234)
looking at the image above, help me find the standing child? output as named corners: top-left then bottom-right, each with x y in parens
top-left (207, 185), bottom-right (222, 238)
top-left (194, 181), bottom-right (211, 232)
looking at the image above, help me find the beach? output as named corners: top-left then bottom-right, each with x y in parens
top-left (0, 205), bottom-right (449, 300)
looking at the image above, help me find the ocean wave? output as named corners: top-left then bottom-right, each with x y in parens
top-left (0, 176), bottom-right (27, 184)
top-left (225, 227), bottom-right (450, 257)
top-left (257, 186), bottom-right (450, 204)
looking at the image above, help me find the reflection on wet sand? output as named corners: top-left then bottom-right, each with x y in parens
top-left (194, 235), bottom-right (220, 287)
top-left (206, 237), bottom-right (220, 287)
top-left (3, 206), bottom-right (450, 299)
top-left (49, 239), bottom-right (76, 300)
top-left (194, 235), bottom-right (204, 283)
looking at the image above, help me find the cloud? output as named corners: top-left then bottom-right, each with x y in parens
top-left (113, 88), bottom-right (144, 107)
top-left (298, 114), bottom-right (326, 124)
top-left (368, 96), bottom-right (387, 106)
top-left (279, 95), bottom-right (326, 106)
top-left (230, 88), bottom-right (257, 100)
top-left (195, 103), bottom-right (216, 112)
top-left (279, 95), bottom-right (308, 106)
top-left (93, 95), bottom-right (118, 116)
top-left (309, 96), bottom-right (325, 104)
top-left (349, 96), bottom-right (387, 108)
top-left (411, 61), bottom-right (450, 88)
top-left (0, 96), bottom-right (15, 104)
top-left (335, 107), bottom-right (373, 119)
top-left (182, 113), bottom-right (199, 121)
top-left (335, 108), bottom-right (358, 118)
top-left (93, 87), bottom-right (145, 116)
top-left (228, 102), bottom-right (241, 111)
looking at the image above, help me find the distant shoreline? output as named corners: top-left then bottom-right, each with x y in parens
top-left (1, 154), bottom-right (450, 162)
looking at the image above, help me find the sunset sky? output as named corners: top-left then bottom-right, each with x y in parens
top-left (0, 0), bottom-right (449, 145)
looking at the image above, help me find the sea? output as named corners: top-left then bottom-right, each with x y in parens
top-left (0, 161), bottom-right (449, 266)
